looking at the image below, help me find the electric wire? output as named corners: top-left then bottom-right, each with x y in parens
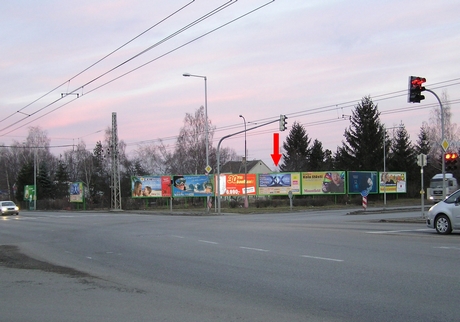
top-left (0, 1), bottom-right (195, 126)
top-left (0, 1), bottom-right (272, 136)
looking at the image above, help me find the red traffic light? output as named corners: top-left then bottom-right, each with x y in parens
top-left (446, 152), bottom-right (458, 160)
top-left (408, 76), bottom-right (426, 103)
top-left (411, 77), bottom-right (426, 88)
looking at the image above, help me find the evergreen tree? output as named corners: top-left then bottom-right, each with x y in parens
top-left (90, 141), bottom-right (110, 206)
top-left (15, 161), bottom-right (34, 201)
top-left (415, 125), bottom-right (437, 183)
top-left (37, 161), bottom-right (55, 199)
top-left (279, 122), bottom-right (310, 172)
top-left (309, 139), bottom-right (325, 171)
top-left (388, 125), bottom-right (417, 196)
top-left (55, 159), bottom-right (70, 199)
top-left (337, 96), bottom-right (385, 171)
top-left (323, 149), bottom-right (334, 170)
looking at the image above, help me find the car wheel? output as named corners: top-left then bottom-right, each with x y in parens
top-left (435, 215), bottom-right (452, 234)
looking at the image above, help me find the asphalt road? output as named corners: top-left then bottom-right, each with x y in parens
top-left (1, 208), bottom-right (459, 322)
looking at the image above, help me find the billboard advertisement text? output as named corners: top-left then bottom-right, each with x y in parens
top-left (217, 174), bottom-right (257, 196)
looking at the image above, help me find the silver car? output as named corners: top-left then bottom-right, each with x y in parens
top-left (427, 189), bottom-right (460, 234)
top-left (0, 201), bottom-right (19, 216)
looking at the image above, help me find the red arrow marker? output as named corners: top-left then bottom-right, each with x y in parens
top-left (271, 133), bottom-right (282, 166)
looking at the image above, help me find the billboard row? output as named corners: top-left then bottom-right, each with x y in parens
top-left (130, 171), bottom-right (407, 198)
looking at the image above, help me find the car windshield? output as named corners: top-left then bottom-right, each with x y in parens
top-left (444, 190), bottom-right (460, 204)
top-left (2, 201), bottom-right (15, 206)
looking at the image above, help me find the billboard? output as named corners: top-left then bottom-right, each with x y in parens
top-left (258, 173), bottom-right (301, 195)
top-left (347, 171), bottom-right (378, 195)
top-left (70, 182), bottom-right (84, 202)
top-left (217, 174), bottom-right (257, 196)
top-left (132, 176), bottom-right (172, 198)
top-left (302, 171), bottom-right (346, 195)
top-left (172, 175), bottom-right (213, 197)
top-left (24, 185), bottom-right (35, 202)
top-left (379, 172), bottom-right (407, 193)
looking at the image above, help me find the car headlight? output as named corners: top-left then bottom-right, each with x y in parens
top-left (1, 207), bottom-right (7, 212)
top-left (14, 206), bottom-right (19, 211)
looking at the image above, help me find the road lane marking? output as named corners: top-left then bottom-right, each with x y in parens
top-left (301, 255), bottom-right (344, 262)
top-left (239, 246), bottom-right (269, 252)
top-left (366, 228), bottom-right (432, 234)
top-left (171, 235), bottom-right (185, 239)
top-left (198, 240), bottom-right (219, 245)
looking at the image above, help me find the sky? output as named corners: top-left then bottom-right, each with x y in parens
top-left (1, 0), bottom-right (460, 171)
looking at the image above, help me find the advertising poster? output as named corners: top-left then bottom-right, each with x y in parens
top-left (70, 182), bottom-right (84, 202)
top-left (217, 174), bottom-right (257, 196)
top-left (347, 171), bottom-right (378, 195)
top-left (131, 176), bottom-right (172, 198)
top-left (379, 172), bottom-right (407, 193)
top-left (24, 185), bottom-right (35, 202)
top-left (302, 171), bottom-right (346, 195)
top-left (172, 175), bottom-right (213, 197)
top-left (258, 172), bottom-right (301, 195)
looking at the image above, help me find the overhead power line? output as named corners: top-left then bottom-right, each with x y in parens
top-left (0, 1), bottom-right (273, 137)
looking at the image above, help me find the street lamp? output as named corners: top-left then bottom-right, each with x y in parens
top-left (383, 125), bottom-right (403, 206)
top-left (183, 73), bottom-right (210, 210)
top-left (239, 115), bottom-right (248, 208)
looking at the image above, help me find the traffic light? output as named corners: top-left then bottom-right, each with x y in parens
top-left (445, 152), bottom-right (458, 171)
top-left (408, 76), bottom-right (426, 103)
top-left (279, 114), bottom-right (288, 131)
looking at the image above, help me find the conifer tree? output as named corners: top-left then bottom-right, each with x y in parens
top-left (337, 96), bottom-right (385, 171)
top-left (279, 122), bottom-right (310, 172)
top-left (55, 159), bottom-right (70, 199)
top-left (309, 139), bottom-right (325, 171)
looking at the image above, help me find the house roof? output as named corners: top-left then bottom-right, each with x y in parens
top-left (220, 160), bottom-right (270, 174)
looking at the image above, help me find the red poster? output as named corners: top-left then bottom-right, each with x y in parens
top-left (217, 174), bottom-right (257, 196)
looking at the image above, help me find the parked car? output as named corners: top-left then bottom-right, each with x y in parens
top-left (0, 201), bottom-right (19, 216)
top-left (427, 189), bottom-right (460, 234)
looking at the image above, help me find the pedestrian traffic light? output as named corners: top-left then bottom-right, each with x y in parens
top-left (445, 152), bottom-right (458, 171)
top-left (279, 114), bottom-right (288, 131)
top-left (408, 76), bottom-right (426, 103)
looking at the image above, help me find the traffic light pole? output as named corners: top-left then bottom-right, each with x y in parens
top-left (425, 88), bottom-right (446, 199)
top-left (216, 118), bottom-right (280, 214)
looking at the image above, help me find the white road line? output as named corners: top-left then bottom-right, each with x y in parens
top-left (239, 246), bottom-right (269, 252)
top-left (171, 235), bottom-right (185, 239)
top-left (301, 255), bottom-right (344, 262)
top-left (198, 240), bottom-right (219, 245)
top-left (366, 228), bottom-right (431, 234)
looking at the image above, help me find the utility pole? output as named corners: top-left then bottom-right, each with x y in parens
top-left (111, 112), bottom-right (122, 211)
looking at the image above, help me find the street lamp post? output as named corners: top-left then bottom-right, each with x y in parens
top-left (239, 115), bottom-right (248, 208)
top-left (383, 125), bottom-right (403, 206)
top-left (183, 73), bottom-right (210, 210)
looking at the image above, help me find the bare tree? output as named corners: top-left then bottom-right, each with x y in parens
top-left (171, 106), bottom-right (215, 174)
top-left (424, 91), bottom-right (460, 162)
